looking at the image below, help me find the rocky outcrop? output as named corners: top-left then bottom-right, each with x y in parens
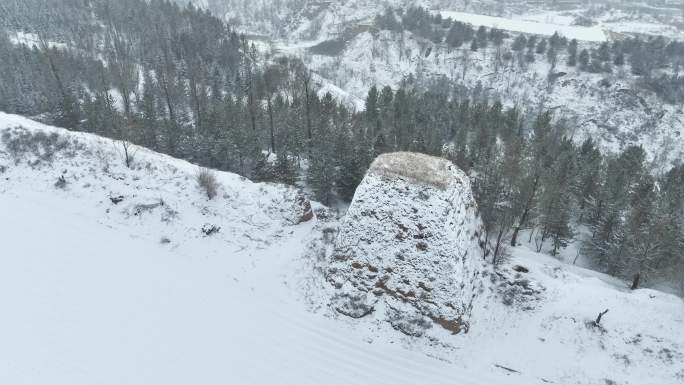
top-left (295, 194), bottom-right (314, 223)
top-left (327, 152), bottom-right (489, 337)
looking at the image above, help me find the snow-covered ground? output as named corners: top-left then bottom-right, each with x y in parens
top-left (8, 31), bottom-right (69, 50)
top-left (0, 113), bottom-right (482, 385)
top-left (312, 71), bottom-right (366, 111)
top-left (1, 113), bottom-right (683, 384)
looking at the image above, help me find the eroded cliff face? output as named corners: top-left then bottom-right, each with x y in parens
top-left (327, 152), bottom-right (490, 337)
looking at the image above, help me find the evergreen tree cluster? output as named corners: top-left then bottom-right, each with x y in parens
top-left (0, 0), bottom-right (370, 200)
top-left (359, 80), bottom-right (684, 292)
top-left (373, 6), bottom-right (684, 104)
top-left (374, 6), bottom-right (507, 49)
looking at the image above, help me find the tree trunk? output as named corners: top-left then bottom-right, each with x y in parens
top-left (157, 66), bottom-right (176, 124)
top-left (511, 174), bottom-right (539, 246)
top-left (267, 97), bottom-right (275, 154)
top-left (123, 141), bottom-right (131, 168)
top-left (190, 75), bottom-right (202, 131)
top-left (304, 74), bottom-right (312, 157)
top-left (492, 226), bottom-right (506, 265)
top-left (510, 227), bottom-right (521, 247)
top-left (631, 272), bottom-right (641, 290)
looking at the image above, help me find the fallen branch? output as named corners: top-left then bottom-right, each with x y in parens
top-left (495, 364), bottom-right (520, 374)
top-left (594, 309), bottom-right (609, 326)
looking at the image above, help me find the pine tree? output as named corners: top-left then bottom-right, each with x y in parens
top-left (567, 39), bottom-right (578, 66)
top-left (535, 39), bottom-right (547, 54)
top-left (579, 49), bottom-right (590, 70)
top-left (597, 42), bottom-right (611, 62)
top-left (512, 35), bottom-right (526, 52)
top-left (307, 93), bottom-right (337, 205)
top-left (252, 153), bottom-right (275, 182)
top-left (574, 138), bottom-right (603, 223)
top-left (365, 85), bottom-right (380, 136)
top-left (584, 204), bottom-right (624, 273)
top-left (273, 150), bottom-right (297, 186)
top-left (476, 26), bottom-right (488, 48)
top-left (308, 148), bottom-right (337, 205)
top-left (136, 70), bottom-right (159, 150)
top-left (622, 176), bottom-right (661, 289)
top-left (656, 165), bottom-right (684, 292)
top-left (537, 139), bottom-right (576, 256)
top-left (470, 38), bottom-right (478, 52)
top-left (337, 142), bottom-right (369, 201)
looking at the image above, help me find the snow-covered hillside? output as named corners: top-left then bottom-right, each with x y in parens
top-left (195, 0), bottom-right (684, 164)
top-left (0, 113), bottom-right (481, 385)
top-left (197, 0), bottom-right (684, 43)
top-left (296, 27), bottom-right (683, 164)
top-left (1, 113), bottom-right (683, 385)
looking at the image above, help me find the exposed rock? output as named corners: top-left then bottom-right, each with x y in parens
top-left (327, 152), bottom-right (489, 336)
top-left (494, 267), bottom-right (545, 310)
top-left (273, 189), bottom-right (315, 225)
top-left (296, 194), bottom-right (314, 223)
top-left (201, 224), bottom-right (221, 236)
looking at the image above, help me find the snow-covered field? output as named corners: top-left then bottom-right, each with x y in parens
top-left (439, 11), bottom-right (608, 42)
top-left (1, 113), bottom-right (683, 385)
top-left (512, 9), bottom-right (684, 40)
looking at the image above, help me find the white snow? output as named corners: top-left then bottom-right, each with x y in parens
top-left (8, 31), bottom-right (69, 50)
top-left (313, 72), bottom-right (366, 111)
top-left (1, 113), bottom-right (683, 385)
top-left (439, 11), bottom-right (608, 42)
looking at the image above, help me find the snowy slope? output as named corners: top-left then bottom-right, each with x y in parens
top-left (1, 113), bottom-right (683, 385)
top-left (0, 113), bottom-right (487, 385)
top-left (0, 113), bottom-right (515, 385)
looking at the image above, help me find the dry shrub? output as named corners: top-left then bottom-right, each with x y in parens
top-left (196, 167), bottom-right (219, 199)
top-left (2, 126), bottom-right (71, 163)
